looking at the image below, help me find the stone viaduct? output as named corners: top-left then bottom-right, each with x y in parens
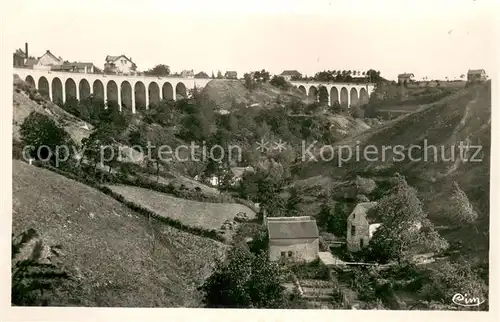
top-left (13, 68), bottom-right (376, 113)
top-left (13, 67), bottom-right (211, 114)
top-left (290, 81), bottom-right (375, 107)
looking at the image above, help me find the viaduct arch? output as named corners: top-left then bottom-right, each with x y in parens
top-left (290, 80), bottom-right (375, 108)
top-left (14, 68), bottom-right (211, 114)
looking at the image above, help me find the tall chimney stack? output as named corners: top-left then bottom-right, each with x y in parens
top-left (25, 42), bottom-right (28, 59)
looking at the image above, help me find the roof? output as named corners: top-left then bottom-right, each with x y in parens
top-left (468, 69), bottom-right (486, 74)
top-left (280, 70), bottom-right (302, 76)
top-left (348, 201), bottom-right (378, 222)
top-left (230, 166), bottom-right (254, 178)
top-left (225, 71), bottom-right (237, 75)
top-left (267, 218), bottom-right (319, 240)
top-left (398, 73), bottom-right (414, 78)
top-left (39, 50), bottom-right (62, 62)
top-left (14, 49), bottom-right (26, 58)
top-left (24, 59), bottom-right (39, 67)
top-left (105, 55), bottom-right (133, 63)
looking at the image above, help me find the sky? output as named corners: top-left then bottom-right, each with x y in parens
top-left (4, 0), bottom-right (498, 80)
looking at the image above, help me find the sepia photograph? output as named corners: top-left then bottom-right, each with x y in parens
top-left (1, 0), bottom-right (498, 320)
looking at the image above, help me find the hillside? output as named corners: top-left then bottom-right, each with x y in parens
top-left (297, 82), bottom-right (491, 260)
top-left (105, 184), bottom-right (256, 230)
top-left (13, 76), bottom-right (92, 144)
top-left (12, 160), bottom-right (228, 307)
top-left (199, 79), bottom-right (309, 111)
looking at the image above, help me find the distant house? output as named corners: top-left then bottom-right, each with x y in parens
top-left (104, 55), bottom-right (137, 75)
top-left (51, 62), bottom-right (96, 73)
top-left (13, 49), bottom-right (26, 67)
top-left (467, 69), bottom-right (487, 82)
top-left (397, 73), bottom-right (415, 84)
top-left (346, 202), bottom-right (379, 252)
top-left (280, 70), bottom-right (302, 81)
top-left (224, 71), bottom-right (238, 79)
top-left (38, 50), bottom-right (63, 66)
top-left (266, 215), bottom-right (319, 262)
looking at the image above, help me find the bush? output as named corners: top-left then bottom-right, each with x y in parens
top-left (20, 111), bottom-right (74, 165)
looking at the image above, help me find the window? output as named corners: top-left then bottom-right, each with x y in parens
top-left (351, 225), bottom-right (356, 236)
top-left (288, 251), bottom-right (293, 257)
top-left (280, 252), bottom-right (286, 258)
top-left (360, 239), bottom-right (364, 248)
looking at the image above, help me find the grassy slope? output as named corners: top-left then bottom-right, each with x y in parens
top-left (298, 82), bottom-right (491, 260)
top-left (199, 79), bottom-right (310, 111)
top-left (12, 160), bottom-right (228, 307)
top-left (104, 184), bottom-right (256, 230)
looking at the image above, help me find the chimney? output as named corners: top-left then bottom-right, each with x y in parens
top-left (25, 42), bottom-right (28, 58)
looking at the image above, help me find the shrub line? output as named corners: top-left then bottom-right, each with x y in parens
top-left (34, 162), bottom-right (225, 243)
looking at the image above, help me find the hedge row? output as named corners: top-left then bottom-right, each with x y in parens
top-left (33, 161), bottom-right (225, 243)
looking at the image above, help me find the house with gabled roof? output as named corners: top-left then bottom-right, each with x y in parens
top-left (346, 201), bottom-right (379, 252)
top-left (467, 69), bottom-right (487, 82)
top-left (397, 73), bottom-right (415, 84)
top-left (266, 215), bottom-right (319, 262)
top-left (280, 70), bottom-right (302, 81)
top-left (104, 55), bottom-right (137, 75)
top-left (38, 50), bottom-right (63, 66)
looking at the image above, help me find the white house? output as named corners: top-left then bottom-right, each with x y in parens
top-left (266, 216), bottom-right (320, 263)
top-left (38, 50), bottom-right (63, 66)
top-left (104, 55), bottom-right (137, 75)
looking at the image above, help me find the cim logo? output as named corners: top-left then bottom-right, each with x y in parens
top-left (452, 293), bottom-right (485, 307)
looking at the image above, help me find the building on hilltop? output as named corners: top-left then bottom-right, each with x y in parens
top-left (467, 69), bottom-right (487, 82)
top-left (104, 55), bottom-right (137, 75)
top-left (224, 71), bottom-right (238, 79)
top-left (266, 215), bottom-right (319, 262)
top-left (397, 73), bottom-right (415, 84)
top-left (13, 48), bottom-right (26, 67)
top-left (38, 50), bottom-right (64, 66)
top-left (346, 201), bottom-right (380, 252)
top-left (51, 62), bottom-right (96, 73)
top-left (280, 70), bottom-right (302, 81)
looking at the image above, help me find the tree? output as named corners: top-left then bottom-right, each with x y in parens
top-left (420, 261), bottom-right (487, 306)
top-left (369, 174), bottom-right (448, 263)
top-left (217, 70), bottom-right (224, 79)
top-left (20, 111), bottom-right (74, 165)
top-left (318, 86), bottom-right (329, 105)
top-left (285, 187), bottom-right (303, 217)
top-left (317, 201), bottom-right (347, 237)
top-left (144, 64), bottom-right (170, 76)
top-left (448, 182), bottom-right (478, 225)
top-left (199, 246), bottom-right (287, 308)
top-left (195, 71), bottom-right (209, 79)
top-left (270, 75), bottom-right (289, 89)
top-left (243, 73), bottom-right (256, 91)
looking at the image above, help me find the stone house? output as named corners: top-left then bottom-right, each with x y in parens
top-left (13, 49), bottom-right (26, 67)
top-left (467, 69), bottom-right (487, 82)
top-left (346, 201), bottom-right (380, 252)
top-left (266, 216), bottom-right (319, 262)
top-left (104, 55), bottom-right (137, 75)
top-left (397, 73), bottom-right (414, 84)
top-left (280, 70), bottom-right (302, 81)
